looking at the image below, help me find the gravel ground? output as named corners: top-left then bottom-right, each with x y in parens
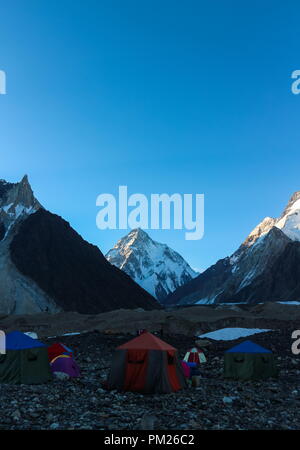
top-left (0, 326), bottom-right (300, 430)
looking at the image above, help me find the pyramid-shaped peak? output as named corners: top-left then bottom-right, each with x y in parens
top-left (129, 228), bottom-right (150, 238)
top-left (106, 227), bottom-right (198, 301)
top-left (123, 228), bottom-right (153, 245)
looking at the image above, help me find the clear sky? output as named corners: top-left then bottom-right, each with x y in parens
top-left (1, 0), bottom-right (300, 271)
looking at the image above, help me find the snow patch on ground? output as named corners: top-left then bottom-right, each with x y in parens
top-left (198, 327), bottom-right (272, 341)
top-left (277, 301), bottom-right (300, 305)
top-left (62, 332), bottom-right (82, 336)
top-left (47, 331), bottom-right (84, 339)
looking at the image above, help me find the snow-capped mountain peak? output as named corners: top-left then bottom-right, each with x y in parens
top-left (0, 175), bottom-right (42, 239)
top-left (276, 191), bottom-right (300, 241)
top-left (242, 216), bottom-right (276, 249)
top-left (240, 191), bottom-right (300, 250)
top-left (106, 228), bottom-right (198, 301)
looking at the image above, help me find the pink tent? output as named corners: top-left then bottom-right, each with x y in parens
top-left (50, 355), bottom-right (80, 377)
top-left (180, 360), bottom-right (191, 378)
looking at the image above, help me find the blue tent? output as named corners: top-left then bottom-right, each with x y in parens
top-left (225, 340), bottom-right (271, 354)
top-left (5, 331), bottom-right (46, 350)
top-left (0, 331), bottom-right (52, 384)
top-left (224, 339), bottom-right (278, 380)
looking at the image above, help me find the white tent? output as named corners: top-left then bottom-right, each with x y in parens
top-left (184, 347), bottom-right (206, 364)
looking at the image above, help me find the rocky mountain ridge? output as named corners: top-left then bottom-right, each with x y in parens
top-left (165, 191), bottom-right (300, 305)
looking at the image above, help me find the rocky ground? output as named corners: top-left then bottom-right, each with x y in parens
top-left (0, 325), bottom-right (300, 430)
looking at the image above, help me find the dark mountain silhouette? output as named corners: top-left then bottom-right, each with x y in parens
top-left (10, 209), bottom-right (159, 314)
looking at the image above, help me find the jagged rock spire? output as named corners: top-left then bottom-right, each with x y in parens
top-left (0, 175), bottom-right (42, 237)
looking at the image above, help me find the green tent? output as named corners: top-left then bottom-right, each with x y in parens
top-left (224, 340), bottom-right (278, 380)
top-left (0, 331), bottom-right (52, 384)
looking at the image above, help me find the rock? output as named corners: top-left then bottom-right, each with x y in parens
top-left (268, 387), bottom-right (278, 393)
top-left (53, 372), bottom-right (70, 380)
top-left (140, 414), bottom-right (157, 430)
top-left (12, 410), bottom-right (21, 421)
top-left (222, 396), bottom-right (236, 404)
top-left (96, 388), bottom-right (105, 393)
top-left (195, 339), bottom-right (212, 348)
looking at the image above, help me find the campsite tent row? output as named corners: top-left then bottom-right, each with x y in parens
top-left (0, 331), bottom-right (278, 389)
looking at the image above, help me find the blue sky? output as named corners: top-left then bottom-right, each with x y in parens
top-left (1, 0), bottom-right (300, 271)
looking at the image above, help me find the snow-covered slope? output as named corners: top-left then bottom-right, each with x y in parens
top-left (165, 191), bottom-right (300, 306)
top-left (106, 228), bottom-right (198, 301)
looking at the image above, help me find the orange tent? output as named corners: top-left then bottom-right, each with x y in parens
top-left (107, 332), bottom-right (186, 394)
